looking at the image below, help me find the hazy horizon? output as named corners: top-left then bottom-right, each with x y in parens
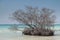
top-left (0, 0), bottom-right (60, 24)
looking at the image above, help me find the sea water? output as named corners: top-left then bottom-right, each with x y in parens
top-left (0, 24), bottom-right (60, 39)
top-left (0, 24), bottom-right (25, 35)
top-left (0, 24), bottom-right (25, 40)
top-left (0, 24), bottom-right (60, 40)
top-left (0, 24), bottom-right (60, 33)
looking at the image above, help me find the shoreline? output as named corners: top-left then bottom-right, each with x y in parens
top-left (0, 29), bottom-right (60, 40)
top-left (3, 35), bottom-right (60, 40)
top-left (0, 32), bottom-right (60, 40)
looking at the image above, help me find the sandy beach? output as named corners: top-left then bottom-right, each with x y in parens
top-left (0, 32), bottom-right (60, 40)
top-left (18, 35), bottom-right (60, 40)
top-left (0, 35), bottom-right (60, 40)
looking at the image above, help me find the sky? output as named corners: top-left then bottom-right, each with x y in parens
top-left (0, 0), bottom-right (60, 24)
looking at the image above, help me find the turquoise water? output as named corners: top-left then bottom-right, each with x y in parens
top-left (0, 24), bottom-right (27, 28)
top-left (0, 24), bottom-right (26, 34)
top-left (0, 24), bottom-right (60, 30)
top-left (0, 24), bottom-right (60, 39)
top-left (54, 24), bottom-right (60, 30)
top-left (0, 24), bottom-right (60, 34)
top-left (0, 24), bottom-right (60, 35)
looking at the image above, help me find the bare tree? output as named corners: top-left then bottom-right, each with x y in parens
top-left (12, 6), bottom-right (40, 29)
top-left (39, 8), bottom-right (56, 29)
top-left (12, 6), bottom-right (56, 36)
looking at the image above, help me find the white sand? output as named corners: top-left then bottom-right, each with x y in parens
top-left (0, 34), bottom-right (60, 40)
top-left (0, 30), bottom-right (60, 40)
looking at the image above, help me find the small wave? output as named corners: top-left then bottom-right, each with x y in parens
top-left (0, 29), bottom-right (22, 33)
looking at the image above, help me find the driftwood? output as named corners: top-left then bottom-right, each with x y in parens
top-left (23, 27), bottom-right (54, 36)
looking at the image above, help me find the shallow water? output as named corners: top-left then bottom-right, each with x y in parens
top-left (0, 24), bottom-right (60, 40)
